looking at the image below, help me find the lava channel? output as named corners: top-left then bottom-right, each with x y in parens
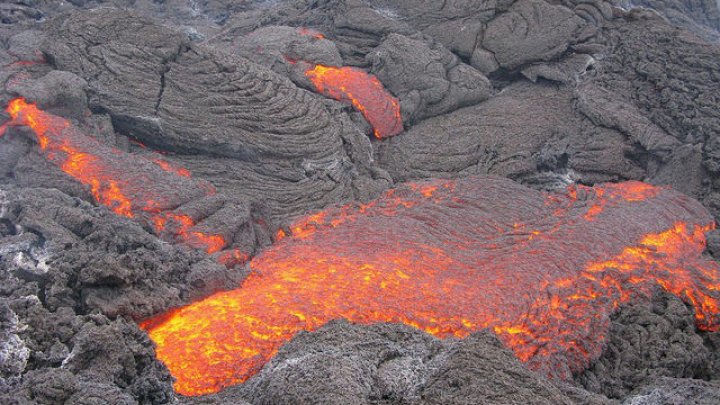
top-left (305, 64), bottom-right (403, 139)
top-left (4, 97), bottom-right (229, 254)
top-left (142, 176), bottom-right (720, 396)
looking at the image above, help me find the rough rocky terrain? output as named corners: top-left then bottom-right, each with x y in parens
top-left (1, 0), bottom-right (720, 404)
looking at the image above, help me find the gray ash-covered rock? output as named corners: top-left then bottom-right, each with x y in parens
top-left (482, 0), bottom-right (588, 70)
top-left (578, 290), bottom-right (718, 399)
top-left (583, 9), bottom-right (720, 211)
top-left (0, 210), bottom-right (175, 403)
top-left (213, 0), bottom-right (611, 78)
top-left (368, 33), bottom-right (494, 124)
top-left (623, 0), bottom-right (720, 42)
top-left (375, 80), bottom-right (645, 188)
top-left (621, 377), bottom-right (720, 405)
top-left (0, 184), bottom-right (250, 320)
top-left (204, 321), bottom-right (577, 405)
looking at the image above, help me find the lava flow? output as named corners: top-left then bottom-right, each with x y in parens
top-left (142, 176), bottom-right (720, 396)
top-left (296, 27), bottom-right (325, 40)
top-left (4, 98), bottom-right (228, 254)
top-left (305, 64), bottom-right (403, 139)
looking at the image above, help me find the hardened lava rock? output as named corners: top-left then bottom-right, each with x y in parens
top-left (206, 321), bottom-right (577, 405)
top-left (39, 8), bottom-right (389, 221)
top-left (578, 290), bottom-right (717, 399)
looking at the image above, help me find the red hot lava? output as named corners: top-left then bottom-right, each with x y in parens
top-left (305, 65), bottom-right (403, 139)
top-left (142, 177), bottom-right (720, 396)
top-left (296, 27), bottom-right (325, 40)
top-left (4, 98), bottom-right (228, 254)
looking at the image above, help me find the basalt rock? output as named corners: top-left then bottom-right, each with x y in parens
top-left (482, 0), bottom-right (587, 70)
top-left (0, 184), bottom-right (246, 319)
top-left (221, 321), bottom-right (576, 405)
top-left (0, 275), bottom-right (173, 404)
top-left (368, 33), bottom-right (494, 124)
top-left (622, 377), bottom-right (720, 405)
top-left (580, 11), bottom-right (720, 207)
top-left (578, 290), bottom-right (715, 399)
top-left (626, 0), bottom-right (720, 42)
top-left (375, 81), bottom-right (645, 188)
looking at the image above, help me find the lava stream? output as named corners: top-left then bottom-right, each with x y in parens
top-left (142, 177), bottom-right (720, 396)
top-left (305, 64), bottom-right (403, 139)
top-left (4, 98), bottom-right (228, 254)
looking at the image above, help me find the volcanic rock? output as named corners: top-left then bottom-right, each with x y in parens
top-left (0, 184), bottom-right (245, 319)
top-left (0, 301), bottom-right (29, 386)
top-left (482, 0), bottom-right (587, 70)
top-left (368, 33), bottom-right (494, 124)
top-left (588, 13), bottom-right (720, 168)
top-left (231, 25), bottom-right (343, 78)
top-left (1, 1), bottom-right (720, 404)
top-left (375, 81), bottom-right (645, 188)
top-left (0, 279), bottom-right (173, 404)
top-left (622, 377), bottom-right (720, 405)
top-left (578, 290), bottom-right (714, 399)
top-left (627, 0), bottom-right (720, 42)
top-left (235, 321), bottom-right (575, 405)
top-left (40, 8), bottom-right (388, 221)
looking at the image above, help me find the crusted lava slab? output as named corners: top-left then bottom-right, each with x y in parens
top-left (144, 176), bottom-right (720, 395)
top-left (38, 8), bottom-right (389, 221)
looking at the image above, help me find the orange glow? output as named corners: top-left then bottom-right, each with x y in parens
top-left (191, 232), bottom-right (225, 254)
top-left (4, 98), bottom-right (226, 254)
top-left (142, 178), bottom-right (720, 396)
top-left (305, 65), bottom-right (403, 139)
top-left (150, 212), bottom-right (226, 254)
top-left (153, 158), bottom-right (191, 177)
top-left (296, 27), bottom-right (325, 40)
top-left (218, 249), bottom-right (249, 267)
top-left (5, 60), bottom-right (43, 68)
top-left (579, 182), bottom-right (662, 221)
top-left (7, 98), bottom-right (135, 218)
top-left (4, 52), bottom-right (46, 68)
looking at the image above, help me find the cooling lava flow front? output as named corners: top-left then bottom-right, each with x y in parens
top-left (142, 177), bottom-right (720, 396)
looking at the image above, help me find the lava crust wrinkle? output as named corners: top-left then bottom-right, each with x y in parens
top-left (142, 176), bottom-right (720, 396)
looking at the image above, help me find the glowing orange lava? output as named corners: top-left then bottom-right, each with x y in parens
top-left (142, 177), bottom-right (720, 396)
top-left (305, 64), bottom-right (403, 139)
top-left (4, 98), bottom-right (228, 255)
top-left (296, 27), bottom-right (325, 40)
top-left (153, 158), bottom-right (192, 177)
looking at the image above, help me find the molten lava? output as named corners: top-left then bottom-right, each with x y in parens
top-left (152, 158), bottom-right (192, 177)
top-left (305, 64), bottom-right (403, 139)
top-left (4, 98), bottom-right (228, 254)
top-left (296, 27), bottom-right (325, 40)
top-left (142, 177), bottom-right (720, 396)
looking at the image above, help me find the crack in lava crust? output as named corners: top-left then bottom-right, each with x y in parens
top-left (142, 177), bottom-right (720, 396)
top-left (4, 98), bottom-right (229, 254)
